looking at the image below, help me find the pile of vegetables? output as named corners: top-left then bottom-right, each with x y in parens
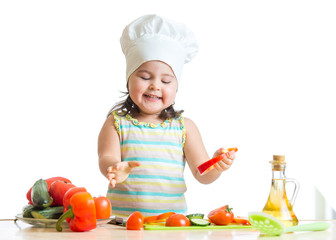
top-left (125, 204), bottom-right (250, 230)
top-left (22, 176), bottom-right (112, 232)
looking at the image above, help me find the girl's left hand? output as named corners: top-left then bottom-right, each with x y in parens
top-left (212, 148), bottom-right (236, 172)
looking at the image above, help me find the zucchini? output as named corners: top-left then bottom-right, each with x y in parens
top-left (190, 218), bottom-right (211, 226)
top-left (186, 213), bottom-right (204, 220)
top-left (31, 206), bottom-right (64, 219)
top-left (31, 211), bottom-right (47, 219)
top-left (22, 204), bottom-right (34, 218)
top-left (31, 179), bottom-right (53, 209)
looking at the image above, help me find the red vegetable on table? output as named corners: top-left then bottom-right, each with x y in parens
top-left (165, 214), bottom-right (191, 227)
top-left (126, 211), bottom-right (144, 230)
top-left (56, 191), bottom-right (96, 232)
top-left (144, 212), bottom-right (175, 224)
top-left (208, 205), bottom-right (234, 225)
top-left (94, 196), bottom-right (112, 219)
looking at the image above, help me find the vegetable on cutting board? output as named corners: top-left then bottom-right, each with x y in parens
top-left (197, 147), bottom-right (238, 175)
top-left (165, 214), bottom-right (191, 227)
top-left (190, 218), bottom-right (211, 226)
top-left (233, 216), bottom-right (251, 225)
top-left (208, 205), bottom-right (234, 225)
top-left (186, 213), bottom-right (204, 220)
top-left (144, 212), bottom-right (175, 224)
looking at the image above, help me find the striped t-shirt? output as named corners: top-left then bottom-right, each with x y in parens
top-left (106, 111), bottom-right (187, 218)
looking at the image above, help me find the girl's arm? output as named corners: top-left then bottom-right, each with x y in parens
top-left (98, 115), bottom-right (141, 187)
top-left (183, 117), bottom-right (235, 184)
top-left (98, 115), bottom-right (122, 178)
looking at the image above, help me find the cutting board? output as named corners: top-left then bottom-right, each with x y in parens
top-left (144, 224), bottom-right (252, 230)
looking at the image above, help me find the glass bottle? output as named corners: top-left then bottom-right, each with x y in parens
top-left (262, 155), bottom-right (299, 227)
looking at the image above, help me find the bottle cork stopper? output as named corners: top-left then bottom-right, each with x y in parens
top-left (270, 155), bottom-right (286, 170)
top-left (273, 155), bottom-right (285, 162)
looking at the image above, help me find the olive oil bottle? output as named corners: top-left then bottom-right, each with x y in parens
top-left (262, 155), bottom-right (299, 227)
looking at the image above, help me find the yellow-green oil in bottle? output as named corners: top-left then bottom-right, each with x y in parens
top-left (262, 155), bottom-right (299, 227)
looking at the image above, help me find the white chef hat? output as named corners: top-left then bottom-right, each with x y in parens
top-left (120, 14), bottom-right (198, 82)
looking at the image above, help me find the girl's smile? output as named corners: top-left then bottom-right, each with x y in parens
top-left (143, 93), bottom-right (162, 102)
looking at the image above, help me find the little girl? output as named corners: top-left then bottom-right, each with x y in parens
top-left (98, 14), bottom-right (236, 218)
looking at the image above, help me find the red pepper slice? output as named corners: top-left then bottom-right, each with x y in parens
top-left (233, 216), bottom-right (251, 225)
top-left (144, 212), bottom-right (176, 224)
top-left (197, 147), bottom-right (238, 175)
top-left (56, 191), bottom-right (96, 232)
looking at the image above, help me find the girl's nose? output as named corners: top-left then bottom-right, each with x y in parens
top-left (149, 80), bottom-right (160, 91)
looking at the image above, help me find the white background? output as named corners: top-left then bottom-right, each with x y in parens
top-left (1, 0), bottom-right (335, 219)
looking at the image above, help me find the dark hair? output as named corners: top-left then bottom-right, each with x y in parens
top-left (107, 91), bottom-right (183, 120)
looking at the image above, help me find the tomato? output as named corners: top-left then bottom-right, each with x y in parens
top-left (94, 196), bottom-right (112, 219)
top-left (49, 180), bottom-right (76, 206)
top-left (165, 214), bottom-right (191, 227)
top-left (233, 216), bottom-right (251, 225)
top-left (208, 205), bottom-right (234, 225)
top-left (126, 211), bottom-right (144, 230)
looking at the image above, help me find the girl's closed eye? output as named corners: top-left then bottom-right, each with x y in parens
top-left (162, 79), bottom-right (171, 84)
top-left (138, 73), bottom-right (151, 80)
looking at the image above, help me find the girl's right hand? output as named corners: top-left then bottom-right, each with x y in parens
top-left (106, 161), bottom-right (141, 188)
top-left (212, 148), bottom-right (235, 173)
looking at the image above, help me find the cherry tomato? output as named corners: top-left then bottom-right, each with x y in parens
top-left (93, 196), bottom-right (112, 219)
top-left (126, 211), bottom-right (144, 230)
top-left (208, 205), bottom-right (234, 225)
top-left (49, 180), bottom-right (76, 206)
top-left (165, 214), bottom-right (191, 227)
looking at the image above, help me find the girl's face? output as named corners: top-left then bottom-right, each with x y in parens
top-left (128, 61), bottom-right (178, 117)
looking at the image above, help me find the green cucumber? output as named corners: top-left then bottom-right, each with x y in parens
top-left (31, 179), bottom-right (53, 209)
top-left (186, 213), bottom-right (204, 219)
top-left (190, 218), bottom-right (211, 226)
top-left (31, 206), bottom-right (64, 219)
top-left (22, 205), bottom-right (35, 218)
top-left (31, 211), bottom-right (48, 219)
